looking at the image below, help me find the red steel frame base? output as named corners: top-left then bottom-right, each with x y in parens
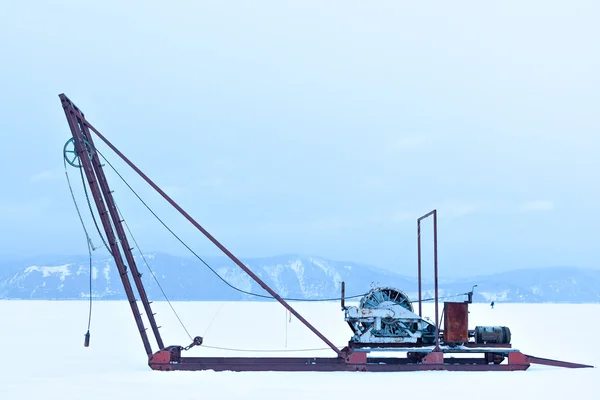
top-left (148, 347), bottom-right (592, 372)
top-left (149, 351), bottom-right (531, 372)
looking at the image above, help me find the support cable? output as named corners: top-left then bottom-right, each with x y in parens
top-left (93, 146), bottom-right (366, 302)
top-left (70, 147), bottom-right (472, 306)
top-left (63, 160), bottom-right (94, 346)
top-left (202, 303), bottom-right (225, 338)
top-left (76, 146), bottom-right (472, 307)
top-left (117, 204), bottom-right (194, 342)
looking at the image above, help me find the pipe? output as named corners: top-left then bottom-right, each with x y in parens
top-left (417, 221), bottom-right (422, 317)
top-left (417, 209), bottom-right (440, 351)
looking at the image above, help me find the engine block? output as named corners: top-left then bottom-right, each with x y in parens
top-left (344, 287), bottom-right (437, 345)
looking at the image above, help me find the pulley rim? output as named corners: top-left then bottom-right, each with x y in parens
top-left (63, 137), bottom-right (82, 168)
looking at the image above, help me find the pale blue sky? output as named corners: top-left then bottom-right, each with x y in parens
top-left (0, 1), bottom-right (598, 276)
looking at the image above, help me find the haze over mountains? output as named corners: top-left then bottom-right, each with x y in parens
top-left (1, 253), bottom-right (599, 303)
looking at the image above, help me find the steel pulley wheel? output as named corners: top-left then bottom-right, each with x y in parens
top-left (63, 137), bottom-right (92, 168)
top-left (359, 287), bottom-right (413, 312)
top-left (63, 138), bottom-right (81, 167)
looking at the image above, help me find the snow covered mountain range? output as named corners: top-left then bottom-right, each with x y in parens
top-left (1, 253), bottom-right (599, 303)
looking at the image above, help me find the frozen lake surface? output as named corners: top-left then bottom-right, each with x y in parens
top-left (0, 301), bottom-right (597, 399)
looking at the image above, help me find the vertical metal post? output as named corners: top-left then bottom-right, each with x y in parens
top-left (433, 210), bottom-right (439, 351)
top-left (80, 123), bottom-right (164, 350)
top-left (417, 220), bottom-right (422, 317)
top-left (341, 281), bottom-right (345, 309)
top-left (60, 94), bottom-right (153, 356)
top-left (417, 209), bottom-right (440, 351)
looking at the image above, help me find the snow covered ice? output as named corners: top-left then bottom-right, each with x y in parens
top-left (0, 300), bottom-right (597, 399)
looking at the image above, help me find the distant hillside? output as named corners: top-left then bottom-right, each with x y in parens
top-left (1, 253), bottom-right (599, 303)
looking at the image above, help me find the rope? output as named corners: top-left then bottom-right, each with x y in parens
top-left (86, 252), bottom-right (92, 331)
top-left (63, 159), bottom-right (94, 341)
top-left (66, 144), bottom-right (196, 343)
top-left (203, 303), bottom-right (225, 337)
top-left (116, 205), bottom-right (194, 342)
top-left (285, 309), bottom-right (288, 348)
top-left (64, 161), bottom-right (94, 250)
top-left (93, 146), bottom-right (367, 302)
top-left (77, 163), bottom-right (111, 255)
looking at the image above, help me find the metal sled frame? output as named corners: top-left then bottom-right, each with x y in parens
top-left (59, 94), bottom-right (593, 372)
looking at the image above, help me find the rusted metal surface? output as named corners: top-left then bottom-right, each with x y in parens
top-left (526, 355), bottom-right (593, 368)
top-left (148, 345), bottom-right (539, 372)
top-left (346, 351), bottom-right (367, 364)
top-left (443, 302), bottom-right (469, 344)
top-left (485, 352), bottom-right (506, 364)
top-left (508, 351), bottom-right (530, 366)
top-left (151, 350), bottom-right (172, 365)
top-left (148, 352), bottom-right (533, 372)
